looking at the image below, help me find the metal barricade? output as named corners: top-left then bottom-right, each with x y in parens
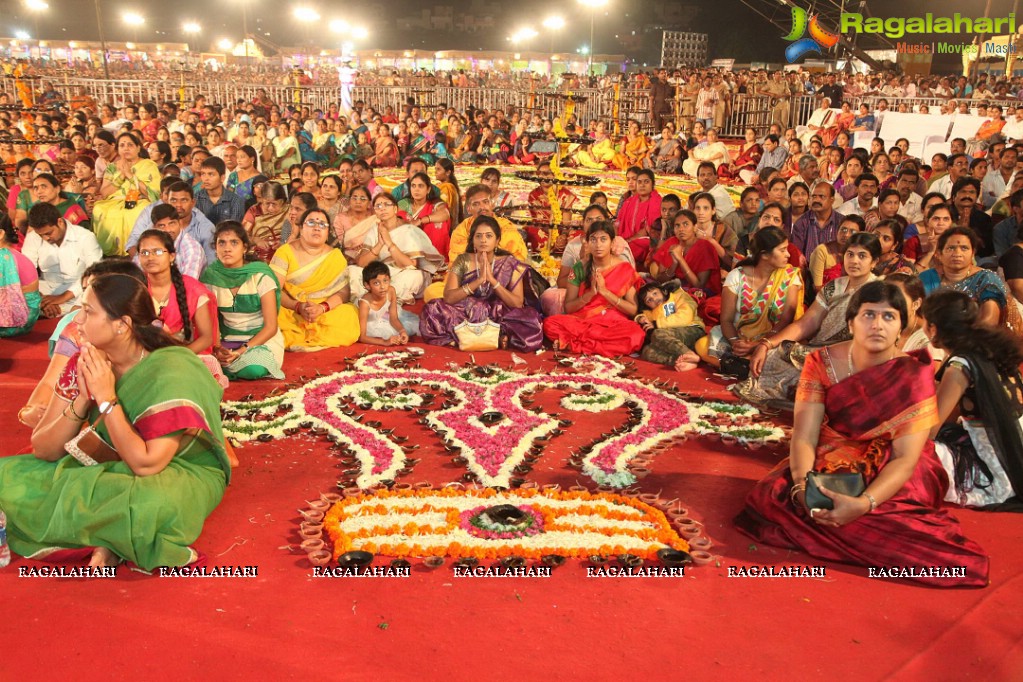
top-left (13, 76), bottom-right (1023, 140)
top-left (722, 94), bottom-right (775, 136)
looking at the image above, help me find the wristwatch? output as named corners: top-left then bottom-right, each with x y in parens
top-left (97, 398), bottom-right (120, 416)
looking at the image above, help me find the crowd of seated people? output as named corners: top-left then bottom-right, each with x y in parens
top-left (2, 66), bottom-right (1023, 584)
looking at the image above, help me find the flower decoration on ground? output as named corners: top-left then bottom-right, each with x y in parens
top-left (220, 350), bottom-right (785, 489)
top-left (323, 487), bottom-right (690, 561)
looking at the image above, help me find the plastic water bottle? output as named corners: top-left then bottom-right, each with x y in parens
top-left (0, 510), bottom-right (10, 568)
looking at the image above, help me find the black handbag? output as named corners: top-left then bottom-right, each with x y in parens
top-left (719, 354), bottom-right (751, 380)
top-left (804, 471), bottom-right (866, 510)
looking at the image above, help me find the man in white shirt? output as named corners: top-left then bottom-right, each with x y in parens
top-left (982, 145), bottom-right (1018, 208)
top-left (22, 203), bottom-right (102, 317)
top-left (895, 168), bottom-right (924, 225)
top-left (694, 162), bottom-right (736, 219)
top-left (932, 153), bottom-right (970, 198)
top-left (787, 154), bottom-right (821, 190)
top-left (837, 173), bottom-right (879, 216)
top-left (1001, 109), bottom-right (1023, 142)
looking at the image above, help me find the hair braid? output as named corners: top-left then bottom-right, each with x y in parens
top-left (169, 261), bottom-right (192, 341)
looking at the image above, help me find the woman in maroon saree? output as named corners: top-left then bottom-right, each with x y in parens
top-left (718, 127), bottom-right (762, 182)
top-left (420, 215), bottom-right (543, 351)
top-left (736, 281), bottom-right (989, 587)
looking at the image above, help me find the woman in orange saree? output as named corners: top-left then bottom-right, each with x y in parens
top-left (543, 221), bottom-right (646, 356)
top-left (736, 281), bottom-right (989, 587)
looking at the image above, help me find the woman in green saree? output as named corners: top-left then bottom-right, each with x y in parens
top-left (0, 274), bottom-right (230, 570)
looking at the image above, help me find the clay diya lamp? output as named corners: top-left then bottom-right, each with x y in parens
top-left (337, 551), bottom-right (374, 570)
top-left (394, 482), bottom-right (413, 491)
top-left (688, 536), bottom-right (713, 551)
top-left (454, 557), bottom-right (479, 569)
top-left (320, 492), bottom-right (342, 504)
top-left (343, 487), bottom-right (362, 497)
top-left (689, 550), bottom-right (714, 566)
top-left (657, 548), bottom-right (692, 568)
top-left (638, 493), bottom-right (659, 505)
top-left (307, 549), bottom-right (332, 567)
top-left (588, 555), bottom-right (609, 567)
top-left (390, 558), bottom-right (412, 571)
top-left (479, 411), bottom-right (504, 425)
top-left (414, 482), bottom-right (432, 490)
top-left (423, 556), bottom-right (445, 569)
top-left (300, 538), bottom-right (325, 553)
top-left (618, 554), bottom-right (643, 568)
top-left (299, 509), bottom-right (325, 523)
top-left (569, 485), bottom-right (588, 493)
top-left (680, 526), bottom-right (701, 540)
top-left (631, 467), bottom-right (652, 478)
top-left (541, 554), bottom-right (566, 568)
top-left (500, 556), bottom-right (526, 569)
top-left (298, 526), bottom-right (322, 541)
top-left (306, 499), bottom-right (330, 512)
top-left (300, 520), bottom-right (323, 533)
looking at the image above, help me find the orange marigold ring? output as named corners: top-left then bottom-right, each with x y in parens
top-left (322, 487), bottom-right (692, 563)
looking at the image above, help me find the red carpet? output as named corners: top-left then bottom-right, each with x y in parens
top-left (2, 319), bottom-right (1022, 681)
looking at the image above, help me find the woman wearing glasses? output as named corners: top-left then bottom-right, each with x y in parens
top-left (347, 193), bottom-right (444, 305)
top-left (270, 207), bottom-right (360, 350)
top-left (137, 230), bottom-right (217, 354)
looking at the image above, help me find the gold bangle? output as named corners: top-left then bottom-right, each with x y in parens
top-left (62, 403), bottom-right (86, 422)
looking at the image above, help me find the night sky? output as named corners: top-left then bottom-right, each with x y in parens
top-left (2, 0), bottom-right (1019, 67)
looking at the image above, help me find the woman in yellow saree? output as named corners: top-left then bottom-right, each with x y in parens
top-left (613, 120), bottom-right (651, 170)
top-left (91, 133), bottom-right (160, 256)
top-left (270, 207), bottom-right (360, 350)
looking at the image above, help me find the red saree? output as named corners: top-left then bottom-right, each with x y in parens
top-left (542, 260), bottom-right (646, 356)
top-left (736, 348), bottom-right (989, 587)
top-left (398, 200), bottom-right (450, 258)
top-left (649, 237), bottom-right (722, 295)
top-left (718, 142), bottom-right (762, 180)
